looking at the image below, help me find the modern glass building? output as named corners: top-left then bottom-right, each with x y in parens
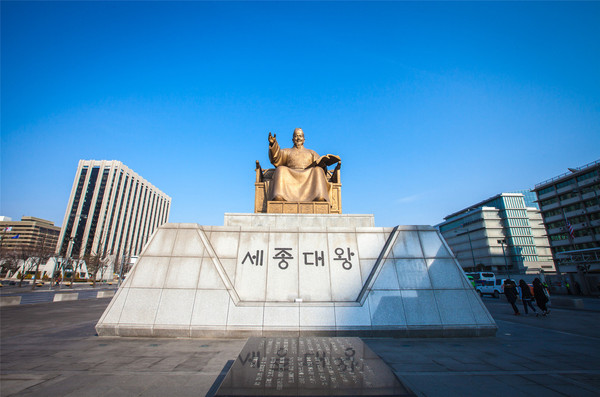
top-left (436, 193), bottom-right (554, 276)
top-left (56, 160), bottom-right (171, 260)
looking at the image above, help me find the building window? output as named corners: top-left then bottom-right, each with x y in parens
top-left (574, 230), bottom-right (588, 237)
top-left (574, 243), bottom-right (596, 250)
top-left (540, 197), bottom-right (558, 207)
top-left (576, 170), bottom-right (598, 182)
top-left (542, 209), bottom-right (562, 218)
top-left (568, 215), bottom-right (587, 224)
top-left (507, 218), bottom-right (530, 227)
top-left (556, 178), bottom-right (576, 189)
top-left (547, 220), bottom-right (566, 229)
top-left (584, 199), bottom-right (599, 208)
top-left (580, 183), bottom-right (600, 194)
top-left (504, 209), bottom-right (527, 218)
top-left (550, 234), bottom-right (568, 241)
top-left (563, 203), bottom-right (582, 212)
top-left (559, 191), bottom-right (578, 201)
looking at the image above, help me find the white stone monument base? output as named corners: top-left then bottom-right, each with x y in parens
top-left (96, 215), bottom-right (497, 338)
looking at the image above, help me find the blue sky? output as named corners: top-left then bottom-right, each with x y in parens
top-left (1, 1), bottom-right (599, 227)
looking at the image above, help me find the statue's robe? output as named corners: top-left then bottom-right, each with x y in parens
top-left (268, 141), bottom-right (329, 202)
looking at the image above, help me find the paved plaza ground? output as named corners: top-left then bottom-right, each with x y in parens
top-left (1, 294), bottom-right (599, 396)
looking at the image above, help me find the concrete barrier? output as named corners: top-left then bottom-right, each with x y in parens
top-left (97, 290), bottom-right (115, 298)
top-left (551, 297), bottom-right (584, 309)
top-left (0, 296), bottom-right (22, 306)
top-left (53, 293), bottom-right (79, 302)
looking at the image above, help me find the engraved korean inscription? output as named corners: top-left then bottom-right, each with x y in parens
top-left (216, 337), bottom-right (413, 396)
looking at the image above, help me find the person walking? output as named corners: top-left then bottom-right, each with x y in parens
top-left (519, 279), bottom-right (538, 316)
top-left (574, 281), bottom-right (582, 295)
top-left (533, 278), bottom-right (550, 315)
top-left (503, 279), bottom-right (520, 315)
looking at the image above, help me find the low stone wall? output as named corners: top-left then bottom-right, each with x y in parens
top-left (0, 288), bottom-right (117, 306)
top-left (54, 293), bottom-right (79, 302)
top-left (0, 296), bottom-right (22, 307)
top-left (97, 290), bottom-right (116, 298)
top-left (551, 297), bottom-right (584, 309)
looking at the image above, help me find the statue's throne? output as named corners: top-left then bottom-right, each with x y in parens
top-left (254, 161), bottom-right (342, 214)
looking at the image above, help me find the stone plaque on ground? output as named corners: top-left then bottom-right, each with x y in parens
top-left (215, 337), bottom-right (414, 396)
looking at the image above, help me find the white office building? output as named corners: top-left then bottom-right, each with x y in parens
top-left (436, 193), bottom-right (555, 276)
top-left (56, 160), bottom-right (171, 260)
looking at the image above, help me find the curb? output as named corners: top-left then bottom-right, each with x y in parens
top-left (0, 289), bottom-right (116, 307)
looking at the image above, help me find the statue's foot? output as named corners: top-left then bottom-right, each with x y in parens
top-left (314, 196), bottom-right (327, 202)
top-left (272, 195), bottom-right (286, 201)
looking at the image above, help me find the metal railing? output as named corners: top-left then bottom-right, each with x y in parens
top-left (535, 159), bottom-right (599, 188)
top-left (556, 247), bottom-right (600, 266)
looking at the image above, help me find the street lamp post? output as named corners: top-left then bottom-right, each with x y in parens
top-left (466, 230), bottom-right (476, 270)
top-left (118, 257), bottom-right (124, 288)
top-left (49, 256), bottom-right (60, 290)
top-left (64, 236), bottom-right (76, 288)
top-left (456, 227), bottom-right (477, 271)
top-left (498, 239), bottom-right (511, 280)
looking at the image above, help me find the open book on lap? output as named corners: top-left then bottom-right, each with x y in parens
top-left (307, 154), bottom-right (341, 169)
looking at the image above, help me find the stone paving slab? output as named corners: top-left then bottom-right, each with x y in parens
top-left (364, 297), bottom-right (600, 396)
top-left (1, 296), bottom-right (599, 396)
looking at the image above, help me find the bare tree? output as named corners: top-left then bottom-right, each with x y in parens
top-left (66, 258), bottom-right (81, 288)
top-left (117, 250), bottom-right (131, 287)
top-left (96, 255), bottom-right (112, 283)
top-left (30, 235), bottom-right (55, 290)
top-left (0, 254), bottom-right (20, 279)
top-left (83, 246), bottom-right (109, 288)
top-left (0, 232), bottom-right (33, 283)
top-left (16, 249), bottom-right (37, 288)
top-left (0, 234), bottom-right (18, 278)
top-left (0, 234), bottom-right (9, 275)
top-left (49, 256), bottom-right (61, 289)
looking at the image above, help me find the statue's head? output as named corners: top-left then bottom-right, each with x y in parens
top-left (292, 128), bottom-right (305, 148)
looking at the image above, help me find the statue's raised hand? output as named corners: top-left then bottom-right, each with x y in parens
top-left (268, 132), bottom-right (277, 145)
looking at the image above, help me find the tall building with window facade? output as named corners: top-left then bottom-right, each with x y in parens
top-left (436, 193), bottom-right (554, 276)
top-left (56, 160), bottom-right (171, 260)
top-left (532, 160), bottom-right (600, 277)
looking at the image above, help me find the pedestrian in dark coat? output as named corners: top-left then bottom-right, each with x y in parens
top-left (503, 279), bottom-right (520, 315)
top-left (519, 279), bottom-right (538, 316)
top-left (533, 278), bottom-right (550, 315)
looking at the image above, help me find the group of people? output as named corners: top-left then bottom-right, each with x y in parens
top-left (503, 278), bottom-right (550, 316)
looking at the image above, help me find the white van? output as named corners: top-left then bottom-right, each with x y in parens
top-left (466, 272), bottom-right (505, 298)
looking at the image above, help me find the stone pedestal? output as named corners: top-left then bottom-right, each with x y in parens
top-left (96, 215), bottom-right (497, 338)
top-left (267, 201), bottom-right (332, 214)
top-left (224, 213), bottom-right (374, 228)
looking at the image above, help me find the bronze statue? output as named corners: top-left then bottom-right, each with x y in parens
top-left (267, 128), bottom-right (340, 202)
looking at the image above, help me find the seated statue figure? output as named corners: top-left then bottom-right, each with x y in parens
top-left (267, 128), bottom-right (340, 202)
